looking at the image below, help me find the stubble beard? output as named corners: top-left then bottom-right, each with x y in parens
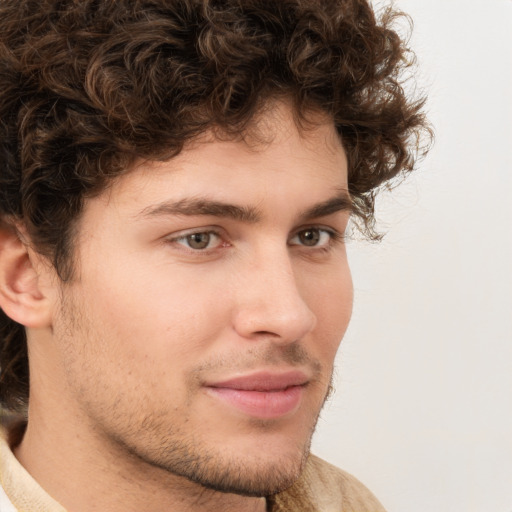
top-left (109, 384), bottom-right (332, 498)
top-left (57, 288), bottom-right (334, 499)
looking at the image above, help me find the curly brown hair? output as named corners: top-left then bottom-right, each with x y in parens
top-left (0, 0), bottom-right (431, 411)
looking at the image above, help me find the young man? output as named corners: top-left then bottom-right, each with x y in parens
top-left (0, 1), bottom-right (430, 510)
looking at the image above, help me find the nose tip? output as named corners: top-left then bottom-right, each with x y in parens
top-left (233, 267), bottom-right (317, 343)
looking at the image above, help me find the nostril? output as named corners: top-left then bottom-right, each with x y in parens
top-left (254, 330), bottom-right (274, 335)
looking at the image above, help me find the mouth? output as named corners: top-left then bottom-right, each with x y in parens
top-left (204, 370), bottom-right (309, 419)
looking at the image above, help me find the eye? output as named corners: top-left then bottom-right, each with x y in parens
top-left (289, 228), bottom-right (333, 248)
top-left (175, 231), bottom-right (222, 250)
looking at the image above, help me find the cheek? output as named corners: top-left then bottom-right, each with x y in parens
top-left (79, 262), bottom-right (229, 365)
top-left (303, 263), bottom-right (353, 358)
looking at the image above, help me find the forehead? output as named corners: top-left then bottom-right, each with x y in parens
top-left (84, 103), bottom-right (348, 220)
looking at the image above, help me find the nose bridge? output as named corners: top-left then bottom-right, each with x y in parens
top-left (233, 243), bottom-right (317, 342)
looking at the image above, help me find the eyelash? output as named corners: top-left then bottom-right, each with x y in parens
top-left (167, 226), bottom-right (344, 254)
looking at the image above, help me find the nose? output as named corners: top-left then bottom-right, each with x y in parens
top-left (232, 249), bottom-right (317, 343)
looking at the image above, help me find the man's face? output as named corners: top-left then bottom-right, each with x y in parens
top-left (49, 104), bottom-right (353, 496)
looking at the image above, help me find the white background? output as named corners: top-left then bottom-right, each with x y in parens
top-left (312, 1), bottom-right (512, 511)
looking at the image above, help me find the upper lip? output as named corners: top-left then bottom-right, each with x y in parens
top-left (205, 370), bottom-right (310, 392)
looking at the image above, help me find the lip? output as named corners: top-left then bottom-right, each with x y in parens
top-left (204, 370), bottom-right (309, 419)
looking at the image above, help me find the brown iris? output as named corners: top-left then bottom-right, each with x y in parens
top-left (298, 229), bottom-right (320, 246)
top-left (187, 233), bottom-right (211, 249)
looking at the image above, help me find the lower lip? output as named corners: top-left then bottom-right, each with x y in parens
top-left (206, 385), bottom-right (304, 419)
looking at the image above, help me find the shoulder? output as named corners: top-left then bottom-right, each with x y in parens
top-left (270, 455), bottom-right (387, 512)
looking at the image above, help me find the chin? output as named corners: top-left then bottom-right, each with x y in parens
top-left (183, 448), bottom-right (309, 497)
top-left (140, 430), bottom-right (312, 497)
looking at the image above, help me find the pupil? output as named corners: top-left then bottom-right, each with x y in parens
top-left (188, 233), bottom-right (210, 249)
top-left (300, 229), bottom-right (319, 246)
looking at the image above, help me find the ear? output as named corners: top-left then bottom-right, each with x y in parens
top-left (0, 223), bottom-right (54, 328)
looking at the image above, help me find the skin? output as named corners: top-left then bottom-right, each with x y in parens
top-left (9, 103), bottom-right (353, 512)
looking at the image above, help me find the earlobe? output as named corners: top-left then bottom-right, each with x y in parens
top-left (0, 224), bottom-right (53, 328)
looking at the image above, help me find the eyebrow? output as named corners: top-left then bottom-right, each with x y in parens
top-left (137, 190), bottom-right (352, 223)
top-left (138, 198), bottom-right (261, 223)
top-left (300, 192), bottom-right (353, 219)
